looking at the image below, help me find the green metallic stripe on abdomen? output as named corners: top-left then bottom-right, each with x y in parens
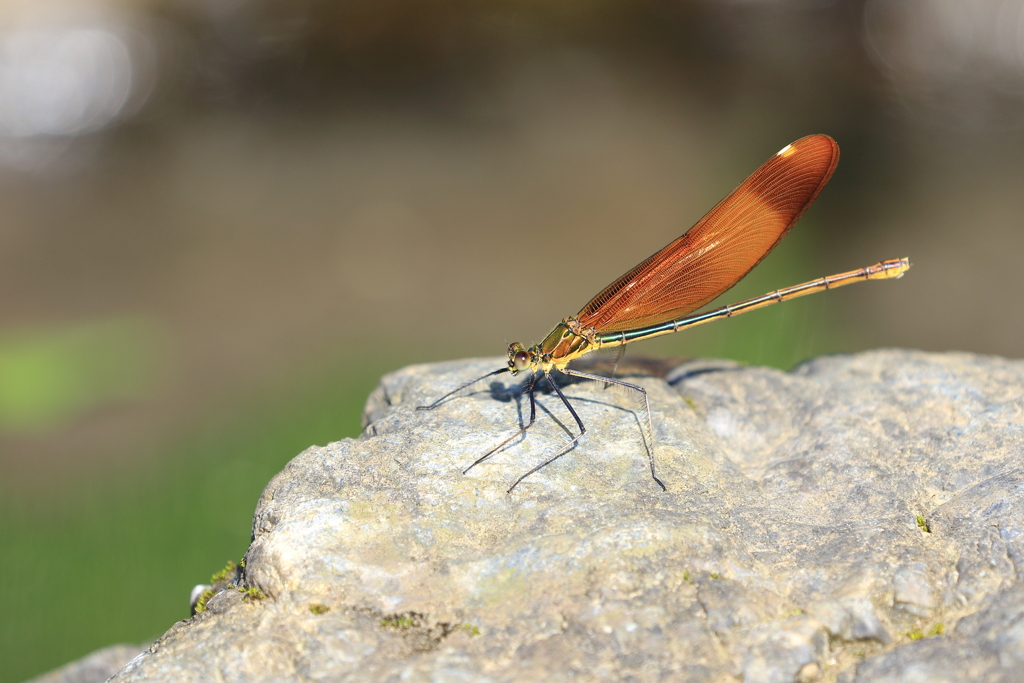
top-left (595, 258), bottom-right (910, 349)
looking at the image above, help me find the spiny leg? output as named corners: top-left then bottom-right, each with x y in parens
top-left (417, 367), bottom-right (509, 410)
top-left (507, 372), bottom-right (589, 492)
top-left (603, 344), bottom-right (626, 389)
top-left (561, 367), bottom-right (665, 491)
top-left (464, 372), bottom-right (538, 474)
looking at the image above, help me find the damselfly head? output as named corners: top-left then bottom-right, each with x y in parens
top-left (507, 342), bottom-right (531, 375)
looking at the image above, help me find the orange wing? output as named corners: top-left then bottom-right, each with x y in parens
top-left (576, 134), bottom-right (839, 333)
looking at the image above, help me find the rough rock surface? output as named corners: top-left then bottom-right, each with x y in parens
top-left (106, 349), bottom-right (1024, 682)
top-left (23, 644), bottom-right (145, 683)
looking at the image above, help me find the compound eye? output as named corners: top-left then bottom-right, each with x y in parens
top-left (513, 350), bottom-right (530, 371)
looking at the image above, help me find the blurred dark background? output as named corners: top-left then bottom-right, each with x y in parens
top-left (3, 0), bottom-right (1023, 679)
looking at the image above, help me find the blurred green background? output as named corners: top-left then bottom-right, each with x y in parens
top-left (3, 0), bottom-right (1024, 679)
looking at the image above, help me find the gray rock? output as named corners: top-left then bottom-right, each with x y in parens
top-left (23, 644), bottom-right (145, 683)
top-left (106, 349), bottom-right (1024, 682)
